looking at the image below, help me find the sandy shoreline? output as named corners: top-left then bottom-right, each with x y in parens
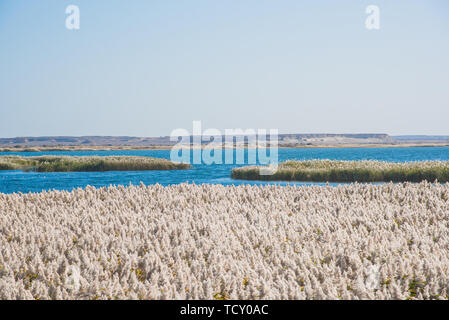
top-left (1, 143), bottom-right (448, 153)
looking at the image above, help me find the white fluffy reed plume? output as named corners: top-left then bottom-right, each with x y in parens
top-left (0, 182), bottom-right (448, 300)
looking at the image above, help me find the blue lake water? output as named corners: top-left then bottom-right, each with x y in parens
top-left (1, 147), bottom-right (449, 194)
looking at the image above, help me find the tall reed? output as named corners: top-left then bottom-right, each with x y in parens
top-left (0, 182), bottom-right (448, 299)
top-left (231, 160), bottom-right (449, 182)
top-left (0, 155), bottom-right (190, 172)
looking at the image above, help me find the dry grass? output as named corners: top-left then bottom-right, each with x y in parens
top-left (231, 160), bottom-right (449, 183)
top-left (1, 182), bottom-right (448, 299)
top-left (0, 155), bottom-right (190, 172)
top-left (0, 146), bottom-right (175, 152)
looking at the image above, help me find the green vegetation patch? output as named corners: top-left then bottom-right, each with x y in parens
top-left (231, 160), bottom-right (449, 183)
top-left (0, 155), bottom-right (191, 172)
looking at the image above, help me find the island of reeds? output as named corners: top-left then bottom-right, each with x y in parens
top-left (0, 155), bottom-right (191, 172)
top-left (231, 160), bottom-right (449, 183)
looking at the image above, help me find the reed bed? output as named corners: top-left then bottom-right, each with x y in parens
top-left (1, 182), bottom-right (448, 300)
top-left (0, 146), bottom-right (173, 152)
top-left (231, 160), bottom-right (449, 183)
top-left (0, 156), bottom-right (190, 172)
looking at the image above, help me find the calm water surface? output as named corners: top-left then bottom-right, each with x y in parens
top-left (1, 147), bottom-right (449, 194)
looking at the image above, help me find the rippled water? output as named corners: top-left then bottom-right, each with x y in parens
top-left (1, 147), bottom-right (449, 194)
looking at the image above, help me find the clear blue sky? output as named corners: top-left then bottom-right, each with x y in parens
top-left (1, 0), bottom-right (448, 138)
